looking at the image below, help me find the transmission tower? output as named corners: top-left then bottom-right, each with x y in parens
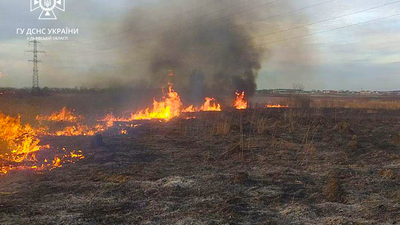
top-left (26, 40), bottom-right (46, 93)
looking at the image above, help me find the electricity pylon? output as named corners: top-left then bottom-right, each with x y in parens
top-left (26, 40), bottom-right (46, 93)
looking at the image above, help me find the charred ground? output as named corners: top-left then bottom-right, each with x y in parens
top-left (1, 106), bottom-right (400, 224)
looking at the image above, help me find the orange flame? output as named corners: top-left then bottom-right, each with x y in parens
top-left (266, 104), bottom-right (289, 108)
top-left (130, 84), bottom-right (182, 121)
top-left (103, 83), bottom-right (183, 122)
top-left (36, 107), bottom-right (83, 123)
top-left (101, 77), bottom-right (226, 124)
top-left (53, 124), bottom-right (104, 137)
top-left (69, 150), bottom-right (85, 159)
top-left (182, 105), bottom-right (196, 113)
top-left (0, 114), bottom-right (41, 164)
top-left (182, 98), bottom-right (222, 112)
top-left (36, 106), bottom-right (115, 137)
top-left (0, 113), bottom-right (85, 177)
top-left (234, 91), bottom-right (248, 110)
top-left (200, 97), bottom-right (222, 111)
top-left (36, 121), bottom-right (110, 137)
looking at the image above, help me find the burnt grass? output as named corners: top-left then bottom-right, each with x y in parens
top-left (1, 108), bottom-right (400, 225)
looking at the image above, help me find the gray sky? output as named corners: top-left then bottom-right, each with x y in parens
top-left (0, 0), bottom-right (400, 90)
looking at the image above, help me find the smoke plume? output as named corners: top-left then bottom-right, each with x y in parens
top-left (123, 0), bottom-right (266, 98)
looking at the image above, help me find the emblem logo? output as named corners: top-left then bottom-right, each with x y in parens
top-left (30, 0), bottom-right (66, 20)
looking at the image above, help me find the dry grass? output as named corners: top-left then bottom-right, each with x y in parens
top-left (211, 120), bottom-right (231, 135)
top-left (1, 93), bottom-right (400, 224)
top-left (255, 117), bottom-right (268, 134)
top-left (313, 99), bottom-right (400, 110)
top-left (378, 169), bottom-right (396, 179)
top-left (324, 177), bottom-right (344, 203)
top-left (348, 135), bottom-right (359, 151)
top-left (1, 108), bottom-right (400, 224)
top-left (391, 132), bottom-right (400, 145)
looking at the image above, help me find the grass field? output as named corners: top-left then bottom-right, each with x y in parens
top-left (0, 92), bottom-right (400, 224)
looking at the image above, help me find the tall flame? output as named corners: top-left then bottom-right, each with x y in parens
top-left (234, 91), bottom-right (248, 110)
top-left (103, 83), bottom-right (183, 123)
top-left (129, 84), bottom-right (182, 121)
top-left (136, 84), bottom-right (181, 120)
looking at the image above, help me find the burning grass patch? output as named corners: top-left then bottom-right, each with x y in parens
top-left (1, 108), bottom-right (400, 224)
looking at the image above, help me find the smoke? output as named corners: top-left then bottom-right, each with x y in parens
top-left (122, 0), bottom-right (266, 98)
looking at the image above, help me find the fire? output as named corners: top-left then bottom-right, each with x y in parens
top-left (266, 104), bottom-right (289, 108)
top-left (69, 150), bottom-right (85, 159)
top-left (183, 105), bottom-right (196, 113)
top-left (103, 83), bottom-right (183, 122)
top-left (131, 84), bottom-right (182, 121)
top-left (100, 71), bottom-right (224, 122)
top-left (53, 124), bottom-right (105, 137)
top-left (52, 157), bottom-right (62, 168)
top-left (102, 76), bottom-right (225, 124)
top-left (234, 91), bottom-right (248, 110)
top-left (0, 113), bottom-right (85, 178)
top-left (200, 97), bottom-right (222, 111)
top-left (36, 107), bottom-right (83, 123)
top-left (0, 114), bottom-right (41, 164)
top-left (182, 98), bottom-right (222, 112)
top-left (36, 121), bottom-right (109, 137)
top-left (36, 107), bottom-right (114, 137)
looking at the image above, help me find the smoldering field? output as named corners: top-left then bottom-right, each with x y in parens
top-left (0, 92), bottom-right (400, 225)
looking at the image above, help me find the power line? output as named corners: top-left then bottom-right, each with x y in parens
top-left (183, 0), bottom-right (400, 52)
top-left (55, 9), bottom-right (400, 69)
top-left (64, 0), bottom-right (275, 51)
top-left (56, 0), bottom-right (259, 55)
top-left (64, 0), bottom-right (248, 46)
top-left (67, 0), bottom-right (335, 57)
top-left (127, 0), bottom-right (400, 55)
top-left (231, 0), bottom-right (337, 31)
top-left (47, 0), bottom-right (400, 69)
top-left (255, 12), bottom-right (400, 48)
top-left (49, 10), bottom-right (400, 71)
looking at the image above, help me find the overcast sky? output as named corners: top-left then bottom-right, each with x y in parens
top-left (0, 0), bottom-right (400, 90)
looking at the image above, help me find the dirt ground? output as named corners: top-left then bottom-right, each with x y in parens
top-left (1, 108), bottom-right (400, 225)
